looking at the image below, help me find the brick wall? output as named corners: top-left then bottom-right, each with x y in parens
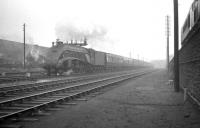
top-left (178, 31), bottom-right (200, 101)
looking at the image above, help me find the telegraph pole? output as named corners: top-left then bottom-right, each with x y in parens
top-left (166, 15), bottom-right (170, 72)
top-left (23, 23), bottom-right (26, 69)
top-left (173, 0), bottom-right (179, 92)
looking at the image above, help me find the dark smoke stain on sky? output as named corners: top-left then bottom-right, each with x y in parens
top-left (55, 21), bottom-right (108, 46)
top-left (54, 21), bottom-right (118, 53)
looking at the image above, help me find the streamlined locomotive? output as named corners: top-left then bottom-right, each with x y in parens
top-left (43, 39), bottom-right (148, 75)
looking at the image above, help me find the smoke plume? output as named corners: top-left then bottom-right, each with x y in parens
top-left (55, 20), bottom-right (119, 54)
top-left (55, 21), bottom-right (107, 43)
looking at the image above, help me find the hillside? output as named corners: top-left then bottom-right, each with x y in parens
top-left (0, 39), bottom-right (48, 65)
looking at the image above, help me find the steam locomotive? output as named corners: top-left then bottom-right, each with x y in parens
top-left (43, 39), bottom-right (149, 75)
top-left (181, 0), bottom-right (200, 45)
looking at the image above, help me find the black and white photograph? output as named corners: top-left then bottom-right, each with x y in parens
top-left (0, 0), bottom-right (200, 128)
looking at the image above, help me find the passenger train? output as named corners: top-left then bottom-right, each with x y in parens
top-left (43, 39), bottom-right (149, 75)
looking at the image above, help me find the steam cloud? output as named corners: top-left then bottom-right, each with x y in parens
top-left (55, 21), bottom-right (118, 54)
top-left (25, 37), bottom-right (45, 64)
top-left (55, 22), bottom-right (107, 43)
top-left (25, 37), bottom-right (39, 61)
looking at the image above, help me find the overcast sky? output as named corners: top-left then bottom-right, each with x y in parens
top-left (0, 0), bottom-right (194, 61)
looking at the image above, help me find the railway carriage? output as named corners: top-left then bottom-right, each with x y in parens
top-left (181, 0), bottom-right (200, 44)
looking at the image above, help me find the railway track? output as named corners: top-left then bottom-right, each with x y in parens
top-left (0, 72), bottom-right (49, 84)
top-left (0, 71), bottom-right (130, 104)
top-left (0, 69), bottom-right (153, 127)
top-left (0, 69), bottom-right (138, 97)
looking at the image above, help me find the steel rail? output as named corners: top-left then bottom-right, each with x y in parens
top-left (0, 69), bottom-right (138, 90)
top-left (0, 70), bottom-right (152, 121)
top-left (0, 71), bottom-right (147, 105)
top-left (0, 70), bottom-right (140, 96)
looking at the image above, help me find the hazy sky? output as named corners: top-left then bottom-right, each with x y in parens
top-left (0, 0), bottom-right (194, 61)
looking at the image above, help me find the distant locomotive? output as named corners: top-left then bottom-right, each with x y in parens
top-left (181, 0), bottom-right (200, 45)
top-left (43, 39), bottom-right (149, 75)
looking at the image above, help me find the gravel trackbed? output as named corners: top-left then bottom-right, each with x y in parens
top-left (21, 69), bottom-right (200, 128)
